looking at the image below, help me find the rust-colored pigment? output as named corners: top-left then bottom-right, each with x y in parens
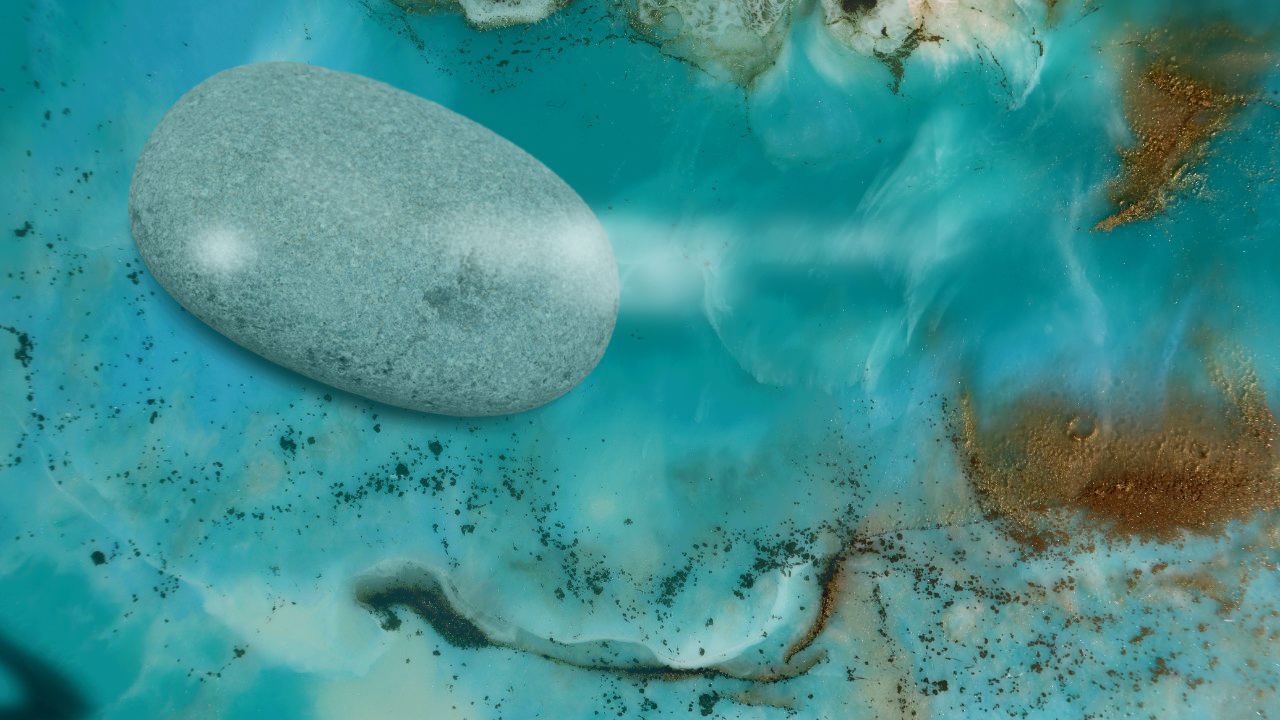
top-left (1093, 27), bottom-right (1273, 232)
top-left (782, 559), bottom-right (843, 664)
top-left (951, 356), bottom-right (1280, 545)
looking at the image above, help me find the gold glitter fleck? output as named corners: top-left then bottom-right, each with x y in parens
top-left (1093, 27), bottom-right (1274, 232)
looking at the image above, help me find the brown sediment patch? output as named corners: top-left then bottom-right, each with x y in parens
top-left (950, 353), bottom-right (1280, 545)
top-left (1093, 26), bottom-right (1274, 232)
top-left (1163, 571), bottom-right (1243, 615)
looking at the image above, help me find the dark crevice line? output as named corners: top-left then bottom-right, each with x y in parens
top-left (356, 565), bottom-right (822, 684)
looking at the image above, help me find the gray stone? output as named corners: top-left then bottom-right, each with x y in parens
top-left (130, 62), bottom-right (618, 416)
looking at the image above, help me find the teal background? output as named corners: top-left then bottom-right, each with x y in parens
top-left (3, 0), bottom-right (1280, 717)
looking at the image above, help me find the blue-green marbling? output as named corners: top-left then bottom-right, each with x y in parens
top-left (2, 0), bottom-right (1280, 718)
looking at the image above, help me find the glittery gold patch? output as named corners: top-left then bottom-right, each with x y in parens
top-left (950, 352), bottom-right (1280, 545)
top-left (1093, 27), bottom-right (1273, 232)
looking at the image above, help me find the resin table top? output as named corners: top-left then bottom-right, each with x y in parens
top-left (2, 1), bottom-right (1279, 718)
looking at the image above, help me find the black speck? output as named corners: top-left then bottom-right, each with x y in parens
top-left (2, 327), bottom-right (33, 368)
top-left (841, 0), bottom-right (877, 13)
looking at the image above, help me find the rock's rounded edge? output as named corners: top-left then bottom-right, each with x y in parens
top-left (128, 62), bottom-right (619, 417)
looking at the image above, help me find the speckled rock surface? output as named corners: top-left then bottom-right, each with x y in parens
top-left (129, 62), bottom-right (618, 416)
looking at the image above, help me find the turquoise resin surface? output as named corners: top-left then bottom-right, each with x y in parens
top-left (3, 1), bottom-right (1280, 718)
